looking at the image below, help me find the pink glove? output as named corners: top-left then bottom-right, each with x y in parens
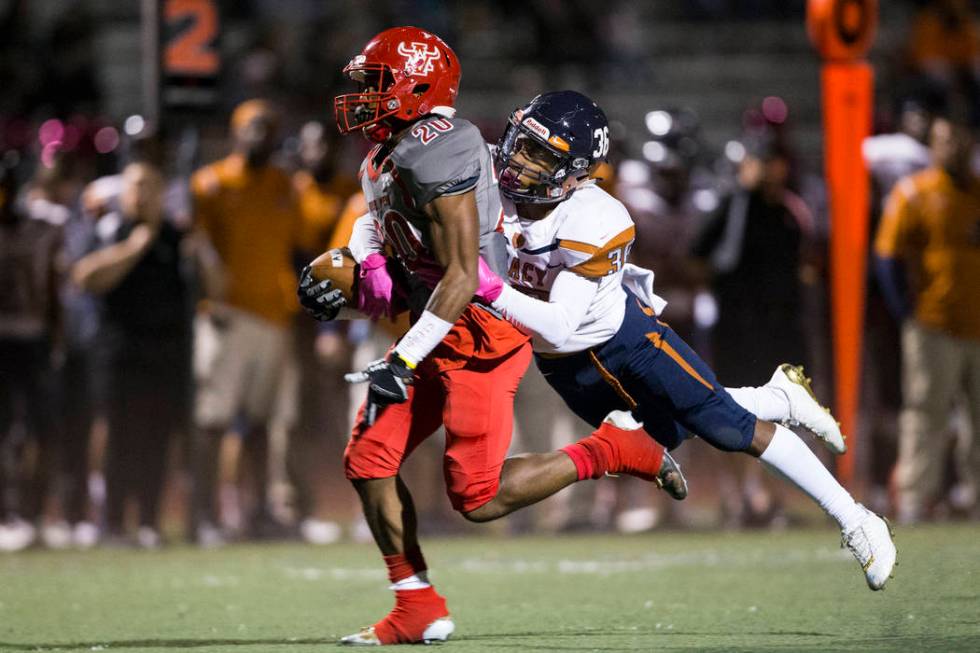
top-left (475, 256), bottom-right (504, 303)
top-left (358, 253), bottom-right (394, 320)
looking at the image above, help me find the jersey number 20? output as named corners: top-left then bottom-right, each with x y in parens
top-left (412, 118), bottom-right (454, 145)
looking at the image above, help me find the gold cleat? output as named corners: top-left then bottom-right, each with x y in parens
top-left (768, 364), bottom-right (847, 454)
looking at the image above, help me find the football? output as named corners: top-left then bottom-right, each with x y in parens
top-left (307, 247), bottom-right (359, 303)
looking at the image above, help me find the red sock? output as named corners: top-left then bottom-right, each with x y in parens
top-left (373, 586), bottom-right (450, 644)
top-left (562, 442), bottom-right (603, 480)
top-left (383, 545), bottom-right (428, 583)
top-left (563, 424), bottom-right (665, 482)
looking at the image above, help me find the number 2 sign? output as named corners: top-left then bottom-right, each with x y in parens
top-left (165, 0), bottom-right (219, 77)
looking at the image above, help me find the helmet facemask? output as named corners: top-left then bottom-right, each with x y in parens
top-left (496, 122), bottom-right (591, 204)
top-left (334, 63), bottom-right (409, 142)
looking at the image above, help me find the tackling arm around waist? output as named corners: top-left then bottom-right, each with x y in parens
top-left (491, 269), bottom-right (598, 350)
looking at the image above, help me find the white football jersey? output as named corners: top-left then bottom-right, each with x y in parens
top-left (501, 182), bottom-right (634, 354)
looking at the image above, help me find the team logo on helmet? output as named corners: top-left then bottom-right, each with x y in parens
top-left (397, 41), bottom-right (441, 77)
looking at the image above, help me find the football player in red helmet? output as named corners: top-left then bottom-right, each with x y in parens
top-left (300, 27), bottom-right (686, 645)
top-left (334, 26), bottom-right (461, 144)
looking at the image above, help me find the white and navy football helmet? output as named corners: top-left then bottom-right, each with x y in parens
top-left (495, 90), bottom-right (610, 204)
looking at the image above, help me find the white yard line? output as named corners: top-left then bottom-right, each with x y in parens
top-left (279, 547), bottom-right (852, 581)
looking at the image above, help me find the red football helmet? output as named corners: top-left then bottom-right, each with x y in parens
top-left (334, 26), bottom-right (461, 142)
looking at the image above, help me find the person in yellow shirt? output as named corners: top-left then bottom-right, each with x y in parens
top-left (874, 115), bottom-right (980, 523)
top-left (190, 99), bottom-right (304, 544)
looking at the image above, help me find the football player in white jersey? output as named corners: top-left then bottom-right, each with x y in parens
top-left (474, 91), bottom-right (897, 591)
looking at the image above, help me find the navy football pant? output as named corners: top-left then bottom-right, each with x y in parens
top-left (535, 291), bottom-right (756, 452)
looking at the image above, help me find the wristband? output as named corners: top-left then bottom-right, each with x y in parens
top-left (394, 310), bottom-right (454, 367)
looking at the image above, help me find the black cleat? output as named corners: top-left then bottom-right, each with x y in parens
top-left (656, 451), bottom-right (688, 500)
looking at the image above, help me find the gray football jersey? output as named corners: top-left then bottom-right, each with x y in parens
top-left (360, 116), bottom-right (507, 295)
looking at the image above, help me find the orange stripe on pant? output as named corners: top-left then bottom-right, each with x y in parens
top-left (636, 299), bottom-right (669, 327)
top-left (588, 351), bottom-right (638, 410)
top-left (645, 332), bottom-right (715, 391)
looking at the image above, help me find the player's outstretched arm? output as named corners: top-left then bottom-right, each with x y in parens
top-left (486, 268), bottom-right (597, 349)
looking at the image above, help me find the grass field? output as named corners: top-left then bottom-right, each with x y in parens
top-left (1, 523), bottom-right (978, 652)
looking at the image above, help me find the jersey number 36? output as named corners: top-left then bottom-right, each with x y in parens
top-left (592, 126), bottom-right (610, 158)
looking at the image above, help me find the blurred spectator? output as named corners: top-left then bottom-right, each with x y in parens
top-left (190, 99), bottom-right (303, 545)
top-left (874, 115), bottom-right (980, 524)
top-left (861, 98), bottom-right (936, 513)
top-left (864, 99), bottom-right (935, 198)
top-left (905, 0), bottom-right (980, 126)
top-left (614, 109), bottom-right (720, 530)
top-left (0, 158), bottom-right (62, 552)
top-left (618, 108), bottom-right (718, 341)
top-left (691, 132), bottom-right (816, 525)
top-left (24, 153), bottom-right (97, 548)
top-left (693, 132), bottom-right (815, 385)
top-left (287, 121), bottom-right (357, 544)
top-left (292, 121), bottom-right (359, 253)
top-left (77, 133), bottom-right (190, 227)
top-left (72, 162), bottom-right (198, 548)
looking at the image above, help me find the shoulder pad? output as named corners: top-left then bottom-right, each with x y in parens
top-left (556, 186), bottom-right (635, 278)
top-left (391, 118), bottom-right (487, 205)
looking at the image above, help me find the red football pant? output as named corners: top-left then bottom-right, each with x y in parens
top-left (344, 342), bottom-right (532, 512)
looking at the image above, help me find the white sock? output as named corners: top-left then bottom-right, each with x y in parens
top-left (391, 572), bottom-right (431, 591)
top-left (759, 424), bottom-right (865, 531)
top-left (726, 386), bottom-right (790, 422)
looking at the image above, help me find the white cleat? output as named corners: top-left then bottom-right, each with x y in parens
top-left (842, 505), bottom-right (897, 591)
top-left (420, 616), bottom-right (455, 643)
top-left (767, 364), bottom-right (846, 454)
top-left (340, 617), bottom-right (455, 646)
top-left (603, 409), bottom-right (643, 430)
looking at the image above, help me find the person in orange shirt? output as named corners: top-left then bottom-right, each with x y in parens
top-left (327, 190), bottom-right (367, 252)
top-left (906, 0), bottom-right (980, 126)
top-left (288, 122), bottom-right (363, 544)
top-left (293, 121), bottom-right (359, 255)
top-left (874, 115), bottom-right (980, 523)
top-left (190, 99), bottom-right (304, 545)
top-left (908, 0), bottom-right (979, 77)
